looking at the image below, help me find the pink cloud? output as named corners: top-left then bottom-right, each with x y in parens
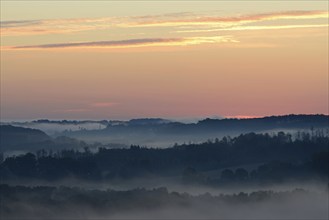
top-left (91, 102), bottom-right (118, 108)
top-left (55, 108), bottom-right (91, 113)
top-left (225, 115), bottom-right (262, 119)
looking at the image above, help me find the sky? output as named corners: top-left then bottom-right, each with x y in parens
top-left (0, 1), bottom-right (328, 120)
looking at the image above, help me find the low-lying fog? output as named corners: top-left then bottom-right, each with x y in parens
top-left (3, 119), bottom-right (316, 149)
top-left (3, 176), bottom-right (328, 195)
top-left (2, 181), bottom-right (328, 219)
top-left (110, 193), bottom-right (328, 220)
top-left (59, 129), bottom-right (311, 148)
top-left (8, 121), bottom-right (107, 135)
top-left (109, 194), bottom-right (328, 220)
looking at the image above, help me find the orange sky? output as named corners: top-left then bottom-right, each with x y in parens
top-left (0, 1), bottom-right (328, 120)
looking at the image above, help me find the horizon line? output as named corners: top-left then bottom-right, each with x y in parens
top-left (1, 113), bottom-right (328, 123)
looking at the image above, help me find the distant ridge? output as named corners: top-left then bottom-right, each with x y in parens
top-left (0, 125), bottom-right (50, 147)
top-left (3, 114), bottom-right (328, 125)
top-left (2, 115), bottom-right (328, 148)
top-left (58, 114), bottom-right (328, 146)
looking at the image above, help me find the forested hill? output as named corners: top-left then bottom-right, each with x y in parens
top-left (0, 125), bottom-right (50, 147)
top-left (1, 132), bottom-right (328, 182)
top-left (196, 114), bottom-right (328, 131)
top-left (83, 114), bottom-right (329, 132)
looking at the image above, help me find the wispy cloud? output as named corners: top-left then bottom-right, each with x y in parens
top-left (175, 24), bottom-right (329, 33)
top-left (1, 10), bottom-right (327, 36)
top-left (56, 108), bottom-right (91, 113)
top-left (0, 12), bottom-right (193, 36)
top-left (1, 10), bottom-right (326, 50)
top-left (1, 20), bottom-right (42, 28)
top-left (123, 10), bottom-right (328, 27)
top-left (0, 17), bottom-right (115, 36)
top-left (5, 36), bottom-right (237, 50)
top-left (11, 38), bottom-right (184, 49)
top-left (131, 12), bottom-right (195, 20)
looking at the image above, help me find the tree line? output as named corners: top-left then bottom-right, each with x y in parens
top-left (0, 132), bottom-right (328, 183)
